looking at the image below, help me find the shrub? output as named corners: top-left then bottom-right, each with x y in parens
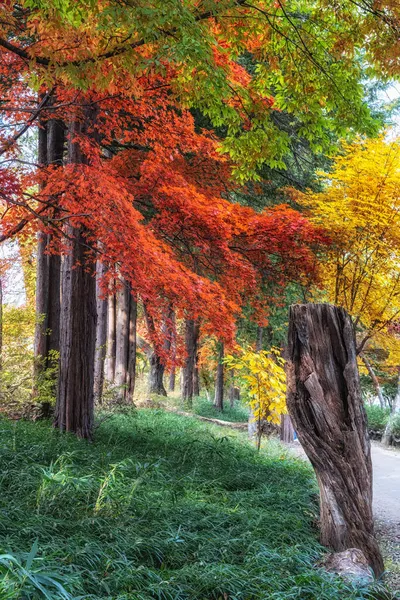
top-left (364, 405), bottom-right (390, 434)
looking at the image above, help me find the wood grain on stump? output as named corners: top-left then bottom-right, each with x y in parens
top-left (287, 303), bottom-right (384, 577)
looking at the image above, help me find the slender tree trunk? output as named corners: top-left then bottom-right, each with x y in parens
top-left (93, 259), bottom-right (108, 404)
top-left (46, 117), bottom-right (64, 357)
top-left (249, 326), bottom-right (263, 438)
top-left (213, 342), bottom-right (224, 412)
top-left (54, 114), bottom-right (97, 439)
top-left (34, 121), bottom-right (49, 373)
top-left (143, 305), bottom-right (167, 396)
top-left (182, 319), bottom-right (199, 407)
top-left (193, 365), bottom-right (200, 397)
top-left (228, 370), bottom-right (240, 407)
top-left (168, 309), bottom-right (176, 392)
top-left (105, 285), bottom-right (116, 383)
top-left (169, 369), bottom-right (176, 392)
top-left (126, 294), bottom-right (137, 403)
top-left (115, 277), bottom-right (130, 400)
top-left (280, 414), bottom-right (295, 443)
top-left (34, 111), bottom-right (64, 383)
top-left (361, 354), bottom-right (385, 409)
top-left (382, 367), bottom-right (400, 446)
top-left (113, 278), bottom-right (137, 403)
top-left (286, 303), bottom-right (384, 577)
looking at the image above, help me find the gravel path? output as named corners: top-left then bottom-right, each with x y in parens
top-left (372, 443), bottom-right (400, 524)
top-left (371, 443), bottom-right (400, 590)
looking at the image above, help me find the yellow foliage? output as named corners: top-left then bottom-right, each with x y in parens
top-left (296, 135), bottom-right (400, 359)
top-left (225, 348), bottom-right (287, 425)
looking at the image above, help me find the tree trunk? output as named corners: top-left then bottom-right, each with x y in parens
top-left (143, 305), bottom-right (167, 397)
top-left (168, 309), bottom-right (176, 393)
top-left (34, 112), bottom-right (64, 381)
top-left (213, 342), bottom-right (224, 412)
top-left (280, 414), bottom-right (294, 443)
top-left (93, 259), bottom-right (108, 404)
top-left (148, 352), bottom-right (167, 396)
top-left (286, 303), bottom-right (384, 577)
top-left (382, 367), bottom-right (400, 446)
top-left (193, 366), bottom-right (200, 397)
top-left (169, 369), bottom-right (176, 392)
top-left (115, 277), bottom-right (130, 400)
top-left (361, 354), bottom-right (385, 409)
top-left (182, 319), bottom-right (199, 407)
top-left (55, 226), bottom-right (96, 437)
top-left (105, 285), bottom-right (116, 383)
top-left (125, 294), bottom-right (137, 403)
top-left (34, 121), bottom-right (49, 373)
top-left (249, 326), bottom-right (263, 438)
top-left (54, 115), bottom-right (97, 439)
top-left (113, 278), bottom-right (137, 403)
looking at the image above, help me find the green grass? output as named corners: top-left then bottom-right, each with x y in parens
top-left (190, 396), bottom-right (249, 422)
top-left (0, 410), bottom-right (390, 599)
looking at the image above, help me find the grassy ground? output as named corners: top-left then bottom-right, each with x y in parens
top-left (0, 410), bottom-right (392, 599)
top-left (175, 396), bottom-right (249, 423)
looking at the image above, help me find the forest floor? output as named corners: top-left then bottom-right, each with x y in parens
top-left (0, 409), bottom-right (394, 600)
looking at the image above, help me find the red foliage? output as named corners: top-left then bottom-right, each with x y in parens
top-left (0, 29), bottom-right (327, 355)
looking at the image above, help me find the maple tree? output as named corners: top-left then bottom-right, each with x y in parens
top-left (0, 1), bottom-right (399, 437)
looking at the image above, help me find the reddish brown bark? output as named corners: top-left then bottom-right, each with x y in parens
top-left (54, 114), bottom-right (97, 438)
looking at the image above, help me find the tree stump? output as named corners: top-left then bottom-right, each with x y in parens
top-left (286, 303), bottom-right (384, 577)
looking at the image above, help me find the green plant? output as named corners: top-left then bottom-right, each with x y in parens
top-left (34, 350), bottom-right (60, 407)
top-left (365, 405), bottom-right (390, 434)
top-left (0, 540), bottom-right (74, 599)
top-left (391, 413), bottom-right (400, 438)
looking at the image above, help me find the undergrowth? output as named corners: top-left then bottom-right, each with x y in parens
top-left (0, 410), bottom-right (392, 599)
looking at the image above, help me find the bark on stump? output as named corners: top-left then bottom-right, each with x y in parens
top-left (286, 303), bottom-right (384, 577)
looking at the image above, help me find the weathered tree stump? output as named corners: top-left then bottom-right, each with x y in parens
top-left (286, 303), bottom-right (384, 577)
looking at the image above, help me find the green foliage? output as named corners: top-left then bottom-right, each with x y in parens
top-left (0, 304), bottom-right (35, 409)
top-left (0, 411), bottom-right (392, 599)
top-left (34, 350), bottom-right (59, 407)
top-left (365, 405), bottom-right (390, 434)
top-left (391, 413), bottom-right (400, 438)
top-left (0, 540), bottom-right (74, 599)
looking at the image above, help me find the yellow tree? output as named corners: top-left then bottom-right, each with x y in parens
top-left (225, 348), bottom-right (286, 450)
top-left (295, 136), bottom-right (400, 431)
